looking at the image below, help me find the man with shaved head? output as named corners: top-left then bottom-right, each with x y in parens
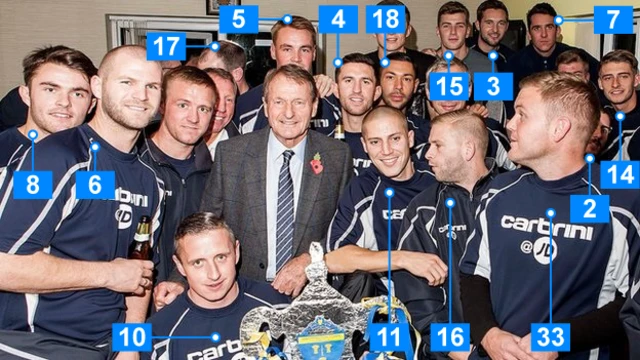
top-left (0, 45), bottom-right (164, 358)
top-left (393, 109), bottom-right (498, 359)
top-left (325, 106), bottom-right (444, 300)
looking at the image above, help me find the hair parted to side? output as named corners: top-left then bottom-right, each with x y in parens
top-left (335, 52), bottom-right (379, 85)
top-left (376, 0), bottom-right (411, 24)
top-left (431, 109), bottom-right (489, 155)
top-left (476, 0), bottom-right (509, 22)
top-left (438, 1), bottom-right (470, 25)
top-left (600, 49), bottom-right (639, 75)
top-left (271, 15), bottom-right (317, 47)
top-left (203, 67), bottom-right (238, 94)
top-left (263, 64), bottom-right (318, 102)
top-left (23, 45), bottom-right (97, 86)
top-left (556, 49), bottom-right (590, 71)
top-left (174, 212), bottom-right (236, 257)
top-left (519, 71), bottom-right (600, 144)
top-left (161, 66), bottom-right (218, 105)
top-left (526, 2), bottom-right (557, 30)
top-left (426, 57), bottom-right (469, 83)
top-left (198, 40), bottom-right (247, 72)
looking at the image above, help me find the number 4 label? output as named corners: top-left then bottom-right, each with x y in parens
top-left (319, 6), bottom-right (358, 34)
top-left (430, 323), bottom-right (470, 352)
top-left (594, 6), bottom-right (633, 34)
top-left (76, 171), bottom-right (116, 200)
top-left (531, 323), bottom-right (570, 352)
top-left (112, 323), bottom-right (152, 352)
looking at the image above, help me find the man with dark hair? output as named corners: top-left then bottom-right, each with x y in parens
top-left (145, 213), bottom-right (289, 360)
top-left (586, 107), bottom-right (612, 159)
top-left (366, 0), bottom-right (436, 119)
top-left (505, 2), bottom-right (600, 117)
top-left (0, 45), bottom-right (97, 168)
top-left (460, 72), bottom-right (637, 359)
top-left (334, 52), bottom-right (381, 175)
top-left (233, 15), bottom-right (341, 137)
top-left (140, 66), bottom-right (217, 284)
top-left (469, 0), bottom-right (515, 71)
top-left (0, 45), bottom-right (164, 358)
top-left (197, 40), bottom-right (250, 95)
top-left (395, 109), bottom-right (498, 360)
top-left (598, 50), bottom-right (640, 161)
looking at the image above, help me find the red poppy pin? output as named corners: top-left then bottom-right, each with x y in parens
top-left (310, 152), bottom-right (323, 175)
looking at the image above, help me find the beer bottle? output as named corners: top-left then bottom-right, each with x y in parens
top-left (334, 117), bottom-right (345, 141)
top-left (128, 215), bottom-right (151, 260)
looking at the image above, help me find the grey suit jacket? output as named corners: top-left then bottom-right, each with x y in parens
top-left (201, 128), bottom-right (353, 281)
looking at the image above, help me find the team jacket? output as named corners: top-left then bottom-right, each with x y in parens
top-left (601, 97), bottom-right (640, 161)
top-left (460, 165), bottom-right (640, 359)
top-left (144, 277), bottom-right (290, 360)
top-left (393, 160), bottom-right (498, 359)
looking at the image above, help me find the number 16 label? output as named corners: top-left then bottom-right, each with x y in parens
top-left (430, 323), bottom-right (470, 352)
top-left (531, 324), bottom-right (570, 352)
top-left (474, 73), bottom-right (513, 101)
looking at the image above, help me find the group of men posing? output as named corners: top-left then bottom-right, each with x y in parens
top-left (0, 0), bottom-right (640, 359)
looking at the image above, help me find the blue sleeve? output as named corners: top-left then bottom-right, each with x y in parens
top-left (622, 265), bottom-right (640, 358)
top-left (326, 178), bottom-right (371, 251)
top-left (458, 195), bottom-right (492, 279)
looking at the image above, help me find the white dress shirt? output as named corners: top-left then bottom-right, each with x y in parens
top-left (265, 130), bottom-right (307, 281)
top-left (207, 129), bottom-right (229, 161)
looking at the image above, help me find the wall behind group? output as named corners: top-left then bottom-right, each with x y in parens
top-left (0, 0), bottom-right (485, 95)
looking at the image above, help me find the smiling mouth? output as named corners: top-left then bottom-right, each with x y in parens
top-left (126, 105), bottom-right (147, 112)
top-left (50, 112), bottom-right (72, 118)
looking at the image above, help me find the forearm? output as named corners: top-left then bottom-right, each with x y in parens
top-left (0, 251), bottom-right (112, 293)
top-left (460, 273), bottom-right (499, 345)
top-left (324, 245), bottom-right (406, 274)
top-left (125, 290), bottom-right (151, 323)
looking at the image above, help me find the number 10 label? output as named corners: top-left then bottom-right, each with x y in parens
top-left (112, 323), bottom-right (152, 352)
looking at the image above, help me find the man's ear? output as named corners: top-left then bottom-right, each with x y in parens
top-left (88, 98), bottom-right (97, 113)
top-left (262, 96), bottom-right (269, 118)
top-left (18, 85), bottom-right (31, 108)
top-left (91, 75), bottom-right (103, 100)
top-left (374, 85), bottom-right (382, 102)
top-left (173, 254), bottom-right (187, 278)
top-left (234, 240), bottom-right (240, 265)
top-left (405, 24), bottom-right (412, 37)
top-left (270, 43), bottom-right (276, 61)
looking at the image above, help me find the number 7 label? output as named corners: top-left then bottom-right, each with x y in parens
top-left (594, 6), bottom-right (633, 34)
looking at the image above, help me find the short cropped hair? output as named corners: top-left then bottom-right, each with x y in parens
top-left (383, 52), bottom-right (417, 81)
top-left (335, 53), bottom-right (379, 85)
top-left (161, 66), bottom-right (218, 105)
top-left (426, 57), bottom-right (469, 83)
top-left (198, 40), bottom-right (246, 72)
top-left (22, 45), bottom-right (97, 86)
top-left (556, 49), bottom-right (590, 71)
top-left (526, 2), bottom-right (557, 30)
top-left (519, 71), bottom-right (600, 144)
top-left (174, 212), bottom-right (236, 257)
top-left (376, 0), bottom-right (411, 24)
top-left (476, 0), bottom-right (509, 22)
top-left (362, 105), bottom-right (408, 137)
top-left (431, 108), bottom-right (489, 155)
top-left (203, 67), bottom-right (238, 94)
top-left (271, 15), bottom-right (317, 47)
top-left (263, 64), bottom-right (318, 102)
top-left (600, 49), bottom-right (639, 75)
top-left (438, 1), bottom-right (470, 25)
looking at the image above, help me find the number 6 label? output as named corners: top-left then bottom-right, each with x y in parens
top-left (112, 323), bottom-right (152, 352)
top-left (220, 6), bottom-right (259, 34)
top-left (531, 323), bottom-right (570, 352)
top-left (569, 195), bottom-right (609, 224)
top-left (473, 72), bottom-right (513, 101)
top-left (76, 171), bottom-right (115, 200)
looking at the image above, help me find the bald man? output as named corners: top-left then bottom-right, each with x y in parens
top-left (325, 106), bottom-right (445, 300)
top-left (394, 109), bottom-right (498, 359)
top-left (0, 45), bottom-right (164, 359)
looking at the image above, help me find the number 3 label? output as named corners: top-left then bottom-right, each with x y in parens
top-left (569, 195), bottom-right (609, 224)
top-left (76, 171), bottom-right (116, 200)
top-left (473, 72), bottom-right (513, 101)
top-left (220, 6), bottom-right (259, 34)
top-left (531, 324), bottom-right (570, 352)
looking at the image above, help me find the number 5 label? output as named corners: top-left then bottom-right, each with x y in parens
top-left (112, 323), bottom-right (152, 352)
top-left (146, 32), bottom-right (186, 61)
top-left (14, 171), bottom-right (53, 200)
top-left (319, 6), bottom-right (358, 34)
top-left (430, 323), bottom-right (470, 352)
top-left (76, 171), bottom-right (115, 200)
top-left (531, 323), bottom-right (570, 352)
top-left (570, 195), bottom-right (610, 224)
top-left (473, 73), bottom-right (513, 101)
top-left (220, 6), bottom-right (259, 34)
top-left (594, 6), bottom-right (633, 34)
top-left (429, 73), bottom-right (470, 101)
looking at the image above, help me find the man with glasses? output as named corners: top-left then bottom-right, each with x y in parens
top-left (586, 108), bottom-right (612, 160)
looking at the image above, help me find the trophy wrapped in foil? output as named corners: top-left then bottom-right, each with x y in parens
top-left (239, 242), bottom-right (415, 360)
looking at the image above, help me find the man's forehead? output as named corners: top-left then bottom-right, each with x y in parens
top-left (440, 13), bottom-right (467, 23)
top-left (601, 61), bottom-right (635, 73)
top-left (275, 28), bottom-right (314, 46)
top-left (530, 13), bottom-right (555, 26)
top-left (340, 63), bottom-right (375, 79)
top-left (384, 61), bottom-right (414, 75)
top-left (32, 63), bottom-right (90, 84)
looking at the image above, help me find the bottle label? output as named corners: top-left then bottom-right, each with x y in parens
top-left (134, 233), bottom-right (150, 242)
top-left (334, 125), bottom-right (345, 140)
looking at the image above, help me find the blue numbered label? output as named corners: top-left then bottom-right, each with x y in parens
top-left (146, 32), bottom-right (186, 61)
top-left (430, 323), bottom-right (470, 352)
top-left (319, 5), bottom-right (358, 34)
top-left (594, 6), bottom-right (633, 34)
top-left (13, 171), bottom-right (53, 200)
top-left (366, 5), bottom-right (405, 34)
top-left (473, 73), bottom-right (513, 101)
top-left (76, 171), bottom-right (116, 200)
top-left (369, 323), bottom-right (412, 354)
top-left (112, 323), bottom-right (152, 352)
top-left (220, 6), bottom-right (259, 34)
top-left (429, 73), bottom-right (470, 101)
top-left (570, 195), bottom-right (610, 223)
top-left (531, 324), bottom-right (570, 352)
top-left (601, 161), bottom-right (640, 189)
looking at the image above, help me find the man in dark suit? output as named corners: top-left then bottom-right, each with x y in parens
top-left (200, 64), bottom-right (352, 298)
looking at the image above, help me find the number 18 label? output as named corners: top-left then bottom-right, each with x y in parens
top-left (531, 324), bottom-right (570, 352)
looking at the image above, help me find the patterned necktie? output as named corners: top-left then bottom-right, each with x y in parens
top-left (275, 150), bottom-right (295, 272)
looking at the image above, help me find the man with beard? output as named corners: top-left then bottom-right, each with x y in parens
top-left (585, 108), bottom-right (612, 160)
top-left (139, 66), bottom-right (217, 284)
top-left (0, 45), bottom-right (96, 169)
top-left (0, 45), bottom-right (164, 359)
top-left (203, 68), bottom-right (239, 160)
top-left (469, 0), bottom-right (514, 71)
top-left (335, 53), bottom-right (381, 175)
top-left (598, 50), bottom-right (640, 161)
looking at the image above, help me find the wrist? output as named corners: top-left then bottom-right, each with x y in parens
top-left (95, 261), bottom-right (112, 289)
top-left (392, 250), bottom-right (406, 270)
top-left (481, 327), bottom-right (500, 348)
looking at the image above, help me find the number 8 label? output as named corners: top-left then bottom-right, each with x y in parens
top-left (569, 195), bottom-right (609, 224)
top-left (76, 171), bottom-right (116, 200)
top-left (13, 171), bottom-right (53, 200)
top-left (220, 6), bottom-right (259, 34)
top-left (473, 72), bottom-right (513, 101)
